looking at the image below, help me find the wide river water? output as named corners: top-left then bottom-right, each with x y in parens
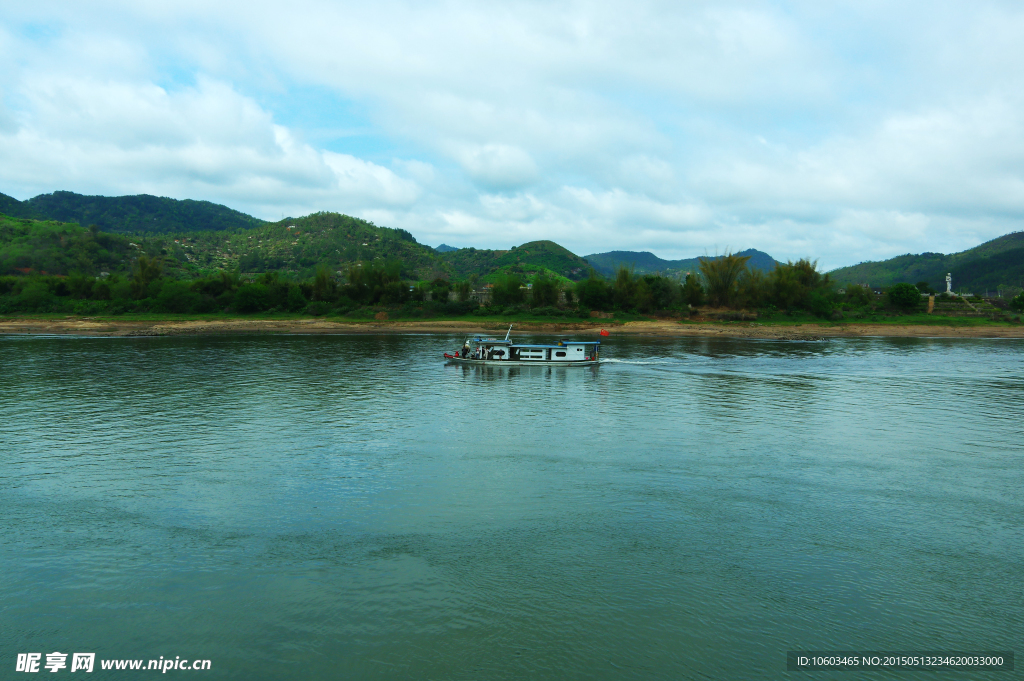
top-left (1, 333), bottom-right (1021, 679)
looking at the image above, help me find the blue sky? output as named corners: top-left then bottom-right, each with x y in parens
top-left (2, 1), bottom-right (1024, 269)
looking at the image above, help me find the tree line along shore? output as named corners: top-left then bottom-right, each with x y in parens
top-left (2, 249), bottom-right (1022, 326)
top-left (1, 207), bottom-right (1022, 325)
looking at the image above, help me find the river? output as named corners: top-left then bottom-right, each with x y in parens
top-left (1, 334), bottom-right (1021, 679)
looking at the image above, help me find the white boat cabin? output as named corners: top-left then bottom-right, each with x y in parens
top-left (454, 335), bottom-right (600, 364)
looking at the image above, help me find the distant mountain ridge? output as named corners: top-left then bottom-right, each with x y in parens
top-left (6, 189), bottom-right (1020, 291)
top-left (0, 190), bottom-right (265, 234)
top-left (584, 248), bottom-right (780, 278)
top-left (828, 232), bottom-right (1024, 293)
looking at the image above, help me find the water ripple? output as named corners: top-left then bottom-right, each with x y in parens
top-left (1, 334), bottom-right (1021, 680)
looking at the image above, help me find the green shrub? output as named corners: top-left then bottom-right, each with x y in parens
top-left (343, 307), bottom-right (375, 319)
top-left (442, 300), bottom-right (475, 316)
top-left (843, 285), bottom-right (872, 306)
top-left (529, 275), bottom-right (559, 308)
top-left (234, 284), bottom-right (271, 312)
top-left (575, 277), bottom-right (611, 310)
top-left (195, 294), bottom-right (218, 313)
top-left (286, 285), bottom-right (308, 312)
top-left (491, 275), bottom-right (526, 307)
top-left (18, 281), bottom-right (53, 311)
top-left (808, 291), bottom-right (834, 318)
top-left (888, 282), bottom-right (922, 309)
top-left (699, 253), bottom-right (750, 307)
top-left (130, 255), bottom-right (163, 299)
top-left (92, 281), bottom-right (112, 300)
top-left (304, 301), bottom-right (329, 316)
top-left (681, 273), bottom-right (704, 307)
top-left (155, 280), bottom-right (201, 313)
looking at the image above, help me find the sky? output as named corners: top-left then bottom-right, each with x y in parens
top-left (2, 1), bottom-right (1024, 269)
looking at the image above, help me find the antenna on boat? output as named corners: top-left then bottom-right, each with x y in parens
top-left (505, 324), bottom-right (513, 341)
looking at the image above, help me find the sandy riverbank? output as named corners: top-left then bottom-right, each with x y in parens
top-left (1, 316), bottom-right (1022, 339)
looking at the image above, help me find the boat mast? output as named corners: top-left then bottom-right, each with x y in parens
top-left (504, 324), bottom-right (513, 341)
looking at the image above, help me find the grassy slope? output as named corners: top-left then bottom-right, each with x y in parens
top-left (439, 240), bottom-right (592, 282)
top-left (829, 231), bottom-right (1024, 291)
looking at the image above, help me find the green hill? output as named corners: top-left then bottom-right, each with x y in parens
top-left (139, 212), bottom-right (447, 281)
top-left (439, 240), bottom-right (592, 282)
top-left (0, 210), bottom-right (449, 281)
top-left (232, 212), bottom-right (445, 280)
top-left (584, 248), bottom-right (779, 278)
top-left (0, 190), bottom-right (265, 234)
top-left (0, 213), bottom-right (133, 276)
top-left (829, 231), bottom-right (1024, 293)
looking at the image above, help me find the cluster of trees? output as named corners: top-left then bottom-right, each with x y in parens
top-left (574, 269), bottom-right (697, 313)
top-left (0, 256), bottom-right (305, 315)
top-left (686, 254), bottom-right (840, 316)
top-left (0, 257), bottom-right (476, 316)
top-left (573, 255), bottom-right (843, 317)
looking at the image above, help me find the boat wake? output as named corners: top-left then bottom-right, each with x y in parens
top-left (599, 358), bottom-right (677, 366)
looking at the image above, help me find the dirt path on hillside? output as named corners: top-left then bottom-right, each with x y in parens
top-left (1, 317), bottom-right (1022, 339)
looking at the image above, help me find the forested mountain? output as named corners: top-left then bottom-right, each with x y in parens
top-left (0, 190), bottom-right (265, 234)
top-left (828, 232), bottom-right (1024, 292)
top-left (585, 248), bottom-right (779, 278)
top-left (439, 240), bottom-right (592, 282)
top-left (434, 244), bottom-right (459, 253)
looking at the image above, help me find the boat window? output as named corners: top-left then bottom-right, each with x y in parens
top-left (555, 352), bottom-right (566, 357)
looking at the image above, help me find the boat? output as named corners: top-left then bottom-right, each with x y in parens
top-left (444, 326), bottom-right (601, 366)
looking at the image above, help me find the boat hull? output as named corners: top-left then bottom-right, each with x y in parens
top-left (446, 357), bottom-right (598, 367)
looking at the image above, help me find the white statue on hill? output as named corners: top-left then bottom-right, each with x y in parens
top-left (946, 273), bottom-right (952, 294)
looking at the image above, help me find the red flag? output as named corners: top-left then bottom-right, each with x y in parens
top-left (600, 329), bottom-right (609, 336)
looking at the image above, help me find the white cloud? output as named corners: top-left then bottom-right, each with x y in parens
top-left (322, 151), bottom-right (419, 205)
top-left (454, 144), bottom-right (538, 190)
top-left (0, 74), bottom-right (422, 219)
top-left (3, 0), bottom-right (1024, 266)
